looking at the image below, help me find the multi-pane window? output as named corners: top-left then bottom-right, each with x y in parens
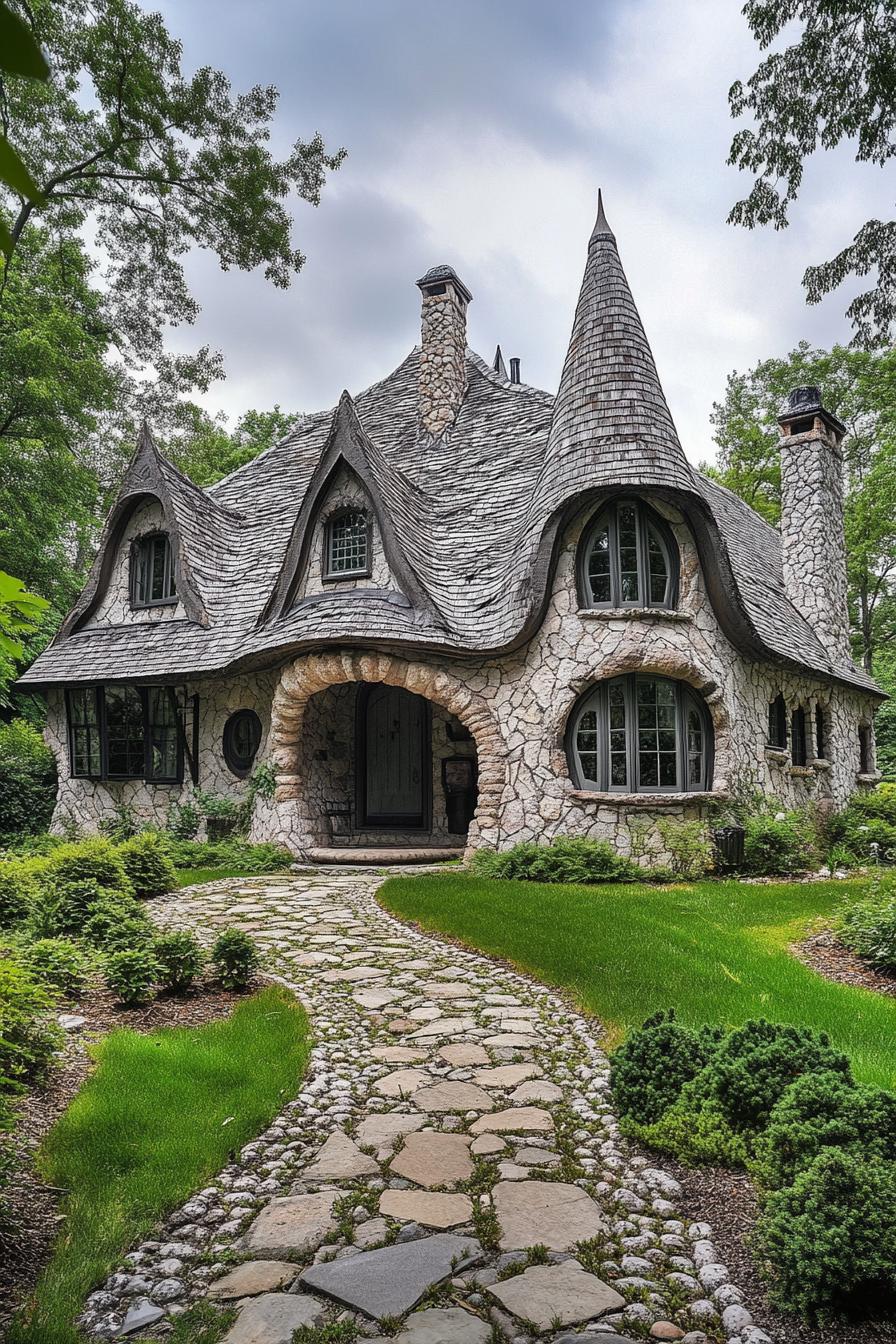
top-left (65, 685), bottom-right (192, 783)
top-left (325, 509), bottom-right (370, 578)
top-left (131, 533), bottom-right (176, 607)
top-left (791, 706), bottom-right (808, 767)
top-left (570, 675), bottom-right (712, 793)
top-left (815, 704), bottom-right (826, 760)
top-left (767, 694), bottom-right (787, 749)
top-left (581, 500), bottom-right (677, 609)
top-left (66, 687), bottom-right (102, 778)
top-left (223, 709), bottom-right (263, 778)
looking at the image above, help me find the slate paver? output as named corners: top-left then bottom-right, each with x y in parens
top-left (379, 1188), bottom-right (474, 1228)
top-left (221, 1291), bottom-right (325, 1342)
top-left (302, 1129), bottom-right (379, 1181)
top-left (469, 1106), bottom-right (553, 1134)
top-left (411, 1080), bottom-right (494, 1113)
top-left (388, 1130), bottom-right (474, 1187)
top-left (242, 1193), bottom-right (337, 1255)
top-left (299, 1233), bottom-right (482, 1320)
top-left (392, 1306), bottom-right (493, 1342)
top-left (493, 1179), bottom-right (608, 1250)
top-left (487, 1260), bottom-right (625, 1330)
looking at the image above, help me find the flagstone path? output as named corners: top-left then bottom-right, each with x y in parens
top-left (80, 870), bottom-right (771, 1344)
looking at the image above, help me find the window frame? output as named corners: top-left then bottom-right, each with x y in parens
top-left (567, 674), bottom-right (713, 794)
top-left (791, 706), bottom-right (808, 767)
top-left (814, 704), bottom-right (827, 760)
top-left (65, 686), bottom-right (103, 780)
top-left (130, 531), bottom-right (177, 609)
top-left (222, 709), bottom-right (263, 779)
top-left (578, 499), bottom-right (679, 611)
top-left (767, 694), bottom-right (788, 750)
top-left (323, 507), bottom-right (372, 581)
top-left (65, 684), bottom-right (189, 784)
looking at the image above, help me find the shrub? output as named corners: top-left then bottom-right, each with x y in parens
top-left (752, 1070), bottom-right (896, 1192)
top-left (624, 1072), bottom-right (750, 1169)
top-left (167, 800), bottom-right (201, 840)
top-left (164, 837), bottom-right (293, 874)
top-left (0, 719), bottom-right (56, 845)
top-left (837, 873), bottom-right (896, 972)
top-left (104, 948), bottom-right (159, 1005)
top-left (756, 1149), bottom-right (896, 1320)
top-left (0, 959), bottom-right (62, 1085)
top-left (82, 895), bottom-right (153, 952)
top-left (0, 862), bottom-right (40, 927)
top-left (610, 1009), bottom-right (719, 1124)
top-left (709, 1018), bottom-right (851, 1134)
top-left (31, 876), bottom-right (122, 937)
top-left (23, 938), bottom-right (90, 998)
top-left (742, 811), bottom-right (818, 875)
top-left (97, 803), bottom-right (140, 842)
top-left (828, 789), bottom-right (896, 864)
top-left (472, 837), bottom-right (640, 885)
top-left (117, 831), bottom-right (176, 898)
top-left (657, 819), bottom-right (714, 879)
top-left (153, 931), bottom-right (204, 993)
top-left (42, 838), bottom-right (132, 900)
top-left (211, 929), bottom-right (259, 990)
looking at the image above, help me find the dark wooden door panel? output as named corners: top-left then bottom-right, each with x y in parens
top-left (360, 685), bottom-right (428, 826)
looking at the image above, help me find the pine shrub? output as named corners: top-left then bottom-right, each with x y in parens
top-left (105, 948), bottom-right (159, 1006)
top-left (757, 1149), bottom-right (896, 1320)
top-left (42, 838), bottom-right (133, 899)
top-left (23, 938), bottom-right (90, 998)
top-left (211, 929), bottom-right (259, 990)
top-left (0, 862), bottom-right (40, 927)
top-left (117, 831), bottom-right (176, 898)
top-left (709, 1019), bottom-right (851, 1134)
top-left (153, 931), bottom-right (204, 993)
top-left (0, 959), bottom-right (62, 1085)
top-left (610, 1010), bottom-right (718, 1124)
top-left (82, 895), bottom-right (153, 952)
top-left (473, 836), bottom-right (640, 884)
top-left (624, 1072), bottom-right (750, 1169)
top-left (0, 719), bottom-right (56, 844)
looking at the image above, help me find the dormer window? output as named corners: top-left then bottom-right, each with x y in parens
top-left (580, 500), bottom-right (678, 609)
top-left (131, 532), bottom-right (176, 607)
top-left (325, 508), bottom-right (371, 580)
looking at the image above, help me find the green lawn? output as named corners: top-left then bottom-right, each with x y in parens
top-left (9, 985), bottom-right (311, 1344)
top-left (379, 873), bottom-right (896, 1090)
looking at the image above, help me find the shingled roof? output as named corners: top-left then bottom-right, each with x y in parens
top-left (20, 200), bottom-right (880, 697)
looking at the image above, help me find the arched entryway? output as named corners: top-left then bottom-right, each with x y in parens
top-left (268, 652), bottom-right (507, 858)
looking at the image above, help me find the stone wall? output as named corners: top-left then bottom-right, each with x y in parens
top-left (418, 283), bottom-right (467, 436)
top-left (46, 669), bottom-right (278, 835)
top-left (297, 466), bottom-right (394, 597)
top-left (86, 498), bottom-right (186, 626)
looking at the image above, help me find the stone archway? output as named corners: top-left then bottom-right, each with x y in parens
top-left (268, 651), bottom-right (507, 856)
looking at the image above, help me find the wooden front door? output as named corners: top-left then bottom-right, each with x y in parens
top-left (358, 685), bottom-right (429, 827)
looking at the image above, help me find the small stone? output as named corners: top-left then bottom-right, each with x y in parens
top-left (487, 1260), bottom-right (625, 1331)
top-left (354, 1216), bottom-right (389, 1248)
top-left (650, 1324), bottom-right (685, 1340)
top-left (509, 1079), bottom-right (563, 1104)
top-left (58, 1013), bottom-right (87, 1031)
top-left (208, 1260), bottom-right (298, 1298)
top-left (380, 1189), bottom-right (474, 1229)
top-left (438, 1043), bottom-right (490, 1067)
top-left (514, 1146), bottom-right (560, 1167)
top-left (119, 1300), bottom-right (165, 1335)
top-left (721, 1304), bottom-right (753, 1334)
top-left (221, 1291), bottom-right (325, 1342)
top-left (470, 1134), bottom-right (506, 1156)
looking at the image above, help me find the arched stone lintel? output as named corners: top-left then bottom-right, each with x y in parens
top-left (270, 651), bottom-right (507, 855)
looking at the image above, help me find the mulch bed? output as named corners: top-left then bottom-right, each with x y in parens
top-left (792, 927), bottom-right (896, 996)
top-left (0, 978), bottom-right (255, 1339)
top-left (664, 1155), bottom-right (896, 1344)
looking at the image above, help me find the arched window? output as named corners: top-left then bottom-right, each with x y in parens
top-left (579, 500), bottom-right (678, 609)
top-left (791, 706), bottom-right (808, 767)
top-left (767, 694), bottom-right (787, 749)
top-left (223, 709), bottom-right (262, 777)
top-left (131, 532), bottom-right (176, 607)
top-left (325, 508), bottom-right (371, 579)
top-left (568, 675), bottom-right (713, 793)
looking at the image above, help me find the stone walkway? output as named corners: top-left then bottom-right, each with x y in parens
top-left (80, 871), bottom-right (770, 1344)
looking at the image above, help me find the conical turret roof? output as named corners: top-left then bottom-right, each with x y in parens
top-left (540, 192), bottom-right (696, 499)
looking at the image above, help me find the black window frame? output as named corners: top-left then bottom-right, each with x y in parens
top-left (130, 531), bottom-right (177, 609)
top-left (791, 706), bottom-right (808, 767)
top-left (65, 684), bottom-right (194, 785)
top-left (859, 725), bottom-right (874, 775)
top-left (323, 507), bottom-right (372, 581)
top-left (66, 686), bottom-right (102, 779)
top-left (223, 709), bottom-right (263, 778)
top-left (567, 674), bottom-right (713, 794)
top-left (767, 694), bottom-right (788, 749)
top-left (814, 704), bottom-right (827, 760)
top-left (578, 499), bottom-right (679, 611)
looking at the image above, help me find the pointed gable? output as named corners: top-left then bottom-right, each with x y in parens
top-left (541, 192), bottom-right (696, 498)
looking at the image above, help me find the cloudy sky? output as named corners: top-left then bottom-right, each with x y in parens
top-left (160, 0), bottom-right (890, 464)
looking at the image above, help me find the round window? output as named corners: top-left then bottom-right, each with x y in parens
top-left (223, 709), bottom-right (262, 778)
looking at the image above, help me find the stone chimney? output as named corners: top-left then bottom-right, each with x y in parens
top-left (777, 386), bottom-right (850, 656)
top-left (416, 264), bottom-right (472, 436)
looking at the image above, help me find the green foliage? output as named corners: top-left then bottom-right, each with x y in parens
top-left (32, 876), bottom-right (118, 937)
top-left (104, 948), bottom-right (158, 1006)
top-left (165, 837), bottom-right (293, 875)
top-left (728, 3), bottom-right (896, 345)
top-left (752, 1070), bottom-right (896, 1192)
top-left (624, 1072), bottom-right (749, 1169)
top-left (167, 405), bottom-right (298, 487)
top-left (829, 788), bottom-right (896, 863)
top-left (756, 1148), bottom-right (896, 1321)
top-left (0, 861), bottom-right (40, 926)
top-left (22, 937), bottom-right (89, 997)
top-left (657, 818), bottom-right (714, 878)
top-left (837, 872), bottom-right (896, 971)
top-left (0, 957), bottom-right (60, 1085)
top-left (709, 1018), bottom-right (851, 1134)
top-left (156, 1300), bottom-right (237, 1344)
top-left (211, 929), bottom-right (259, 990)
top-left (472, 836), bottom-right (640, 885)
top-left (743, 811), bottom-right (818, 876)
top-left (610, 1009), bottom-right (717, 1125)
top-left (97, 803), bottom-right (140, 842)
top-left (9, 986), bottom-right (309, 1344)
top-left (152, 931), bottom-right (204, 994)
top-left (0, 718), bottom-right (55, 843)
top-left (116, 831), bottom-right (176, 898)
top-left (42, 837), bottom-right (132, 899)
top-left (81, 894), bottom-right (152, 952)
top-left (166, 800), bottom-right (201, 841)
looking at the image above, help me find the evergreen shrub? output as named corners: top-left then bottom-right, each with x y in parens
top-left (23, 938), bottom-right (90, 998)
top-left (211, 929), bottom-right (259, 990)
top-left (742, 811), bottom-right (818, 875)
top-left (472, 836), bottom-right (640, 884)
top-left (0, 719), bottom-right (56, 844)
top-left (153, 931), bottom-right (204, 993)
top-left (117, 831), bottom-right (176, 898)
top-left (104, 948), bottom-right (159, 1006)
top-left (0, 862), bottom-right (40, 927)
top-left (610, 1009), bottom-right (719, 1124)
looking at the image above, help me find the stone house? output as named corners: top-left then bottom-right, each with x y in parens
top-left (20, 196), bottom-right (883, 861)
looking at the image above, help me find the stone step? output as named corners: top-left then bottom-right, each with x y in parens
top-left (304, 846), bottom-right (464, 865)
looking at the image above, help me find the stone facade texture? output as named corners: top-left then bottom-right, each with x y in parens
top-left (87, 498), bottom-right (186, 626)
top-left (417, 274), bottom-right (468, 437)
